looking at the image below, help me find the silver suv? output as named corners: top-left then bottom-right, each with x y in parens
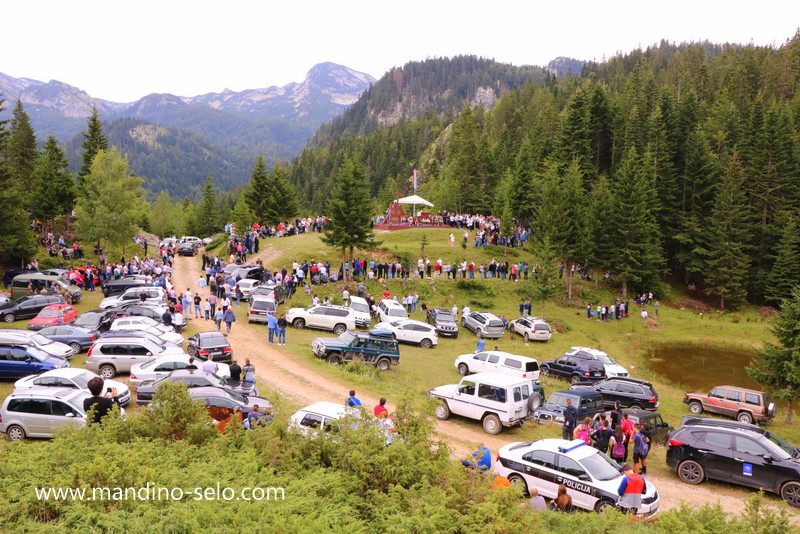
top-left (461, 311), bottom-right (505, 339)
top-left (0, 387), bottom-right (90, 440)
top-left (286, 305), bottom-right (356, 335)
top-left (86, 336), bottom-right (185, 378)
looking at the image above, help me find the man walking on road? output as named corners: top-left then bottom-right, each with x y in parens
top-left (267, 311), bottom-right (278, 343)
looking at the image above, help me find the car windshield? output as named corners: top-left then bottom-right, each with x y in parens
top-left (435, 313), bottom-right (453, 322)
top-left (546, 393), bottom-right (570, 407)
top-left (761, 434), bottom-right (794, 460)
top-left (337, 332), bottom-right (358, 345)
top-left (72, 371), bottom-right (95, 389)
top-left (350, 303), bottom-right (369, 313)
top-left (588, 352), bottom-right (613, 364)
top-left (29, 333), bottom-right (53, 345)
top-left (140, 358), bottom-right (158, 369)
top-left (27, 346), bottom-right (51, 361)
top-left (38, 309), bottom-right (63, 318)
top-left (580, 450), bottom-right (623, 481)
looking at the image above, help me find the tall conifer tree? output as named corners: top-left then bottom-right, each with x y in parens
top-left (77, 106), bottom-right (108, 191)
top-left (4, 100), bottom-right (37, 207)
top-left (31, 135), bottom-right (76, 220)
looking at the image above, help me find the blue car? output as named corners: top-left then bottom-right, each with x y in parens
top-left (38, 325), bottom-right (100, 353)
top-left (0, 345), bottom-right (69, 379)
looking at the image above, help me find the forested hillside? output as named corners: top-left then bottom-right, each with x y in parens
top-left (288, 35), bottom-right (800, 308)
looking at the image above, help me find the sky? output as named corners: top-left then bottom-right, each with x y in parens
top-left (4, 1), bottom-right (799, 103)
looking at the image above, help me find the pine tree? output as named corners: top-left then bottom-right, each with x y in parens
top-left (244, 156), bottom-right (270, 223)
top-left (765, 216), bottom-right (800, 307)
top-left (197, 176), bottom-right (219, 237)
top-left (31, 135), bottom-right (76, 221)
top-left (267, 165), bottom-right (300, 224)
top-left (508, 137), bottom-right (537, 224)
top-left (150, 191), bottom-right (180, 238)
top-left (587, 175), bottom-right (617, 273)
top-left (746, 286), bottom-right (800, 424)
top-left (75, 148), bottom-right (144, 254)
top-left (703, 153), bottom-right (752, 310)
top-left (77, 106), bottom-right (108, 191)
top-left (4, 100), bottom-right (38, 207)
top-left (611, 149), bottom-right (663, 298)
top-left (231, 195), bottom-right (255, 234)
top-left (444, 106), bottom-right (482, 213)
top-left (321, 158), bottom-right (377, 283)
top-left (527, 236), bottom-right (560, 317)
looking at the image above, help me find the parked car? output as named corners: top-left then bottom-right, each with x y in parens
top-left (311, 330), bottom-right (400, 371)
top-left (180, 236), bottom-right (203, 246)
top-left (108, 316), bottom-right (184, 345)
top-left (455, 350), bottom-right (540, 383)
top-left (129, 355), bottom-right (230, 388)
top-left (106, 303), bottom-right (169, 323)
top-left (375, 299), bottom-right (408, 323)
top-left (461, 311), bottom-right (505, 339)
top-left (247, 296), bottom-right (277, 324)
top-left (135, 369), bottom-right (257, 404)
top-left (0, 387), bottom-right (91, 440)
top-left (374, 318), bottom-right (438, 348)
top-left (0, 330), bottom-right (76, 360)
top-left (27, 304), bottom-right (78, 331)
top-left (286, 304), bottom-right (356, 334)
top-left (231, 265), bottom-right (264, 281)
top-left (495, 439), bottom-right (660, 515)
top-left (559, 347), bottom-right (628, 378)
top-left (250, 282), bottom-right (288, 304)
top-left (288, 401), bottom-right (362, 436)
top-left (347, 296), bottom-right (372, 328)
top-left (533, 389), bottom-right (605, 424)
top-left (73, 309), bottom-right (116, 332)
top-left (570, 377), bottom-right (659, 410)
top-left (0, 294), bottom-right (66, 323)
top-left (683, 385), bottom-right (776, 424)
top-left (99, 286), bottom-right (167, 309)
top-left (37, 325), bottom-right (100, 353)
top-left (0, 345), bottom-right (69, 379)
top-left (9, 273), bottom-right (82, 302)
top-left (507, 316), bottom-right (552, 342)
top-left (666, 417), bottom-right (800, 507)
top-left (235, 279), bottom-right (262, 299)
top-left (186, 331), bottom-right (233, 363)
top-left (99, 330), bottom-right (181, 349)
top-left (185, 387), bottom-right (271, 424)
top-left (3, 268), bottom-right (37, 287)
top-left (425, 307), bottom-right (459, 338)
top-left (540, 352), bottom-right (608, 384)
top-left (430, 372), bottom-right (545, 434)
top-left (85, 336), bottom-right (185, 378)
top-left (14, 368), bottom-right (131, 406)
top-left (102, 278), bottom-right (147, 298)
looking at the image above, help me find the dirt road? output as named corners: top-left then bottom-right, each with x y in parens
top-left (172, 251), bottom-right (792, 520)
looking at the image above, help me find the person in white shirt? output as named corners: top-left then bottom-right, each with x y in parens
top-left (202, 354), bottom-right (218, 375)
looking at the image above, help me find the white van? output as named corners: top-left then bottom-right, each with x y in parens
top-left (376, 299), bottom-right (408, 323)
top-left (347, 297), bottom-right (371, 328)
top-left (455, 350), bottom-right (540, 383)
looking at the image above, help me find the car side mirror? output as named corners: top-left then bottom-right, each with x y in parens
top-left (147, 352), bottom-right (153, 356)
top-left (65, 412), bottom-right (75, 418)
top-left (578, 474), bottom-right (591, 481)
top-left (763, 454), bottom-right (773, 463)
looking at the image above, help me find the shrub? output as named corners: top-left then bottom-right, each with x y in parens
top-left (455, 280), bottom-right (496, 296)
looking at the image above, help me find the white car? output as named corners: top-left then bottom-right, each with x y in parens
top-left (288, 401), bottom-right (362, 437)
top-left (14, 368), bottom-right (131, 406)
top-left (347, 296), bottom-right (371, 328)
top-left (129, 354), bottom-right (231, 388)
top-left (454, 350), bottom-right (540, 383)
top-left (507, 316), bottom-right (552, 342)
top-left (286, 305), bottom-right (356, 335)
top-left (99, 286), bottom-right (167, 309)
top-left (236, 279), bottom-right (262, 298)
top-left (375, 299), bottom-right (408, 323)
top-left (564, 347), bottom-right (628, 377)
top-left (374, 319), bottom-right (438, 348)
top-left (495, 439), bottom-right (659, 516)
top-left (109, 316), bottom-right (184, 345)
top-left (0, 329), bottom-right (76, 360)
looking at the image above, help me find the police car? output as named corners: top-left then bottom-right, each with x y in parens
top-left (495, 439), bottom-right (660, 516)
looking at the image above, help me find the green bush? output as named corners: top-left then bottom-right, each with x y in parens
top-left (455, 280), bottom-right (496, 297)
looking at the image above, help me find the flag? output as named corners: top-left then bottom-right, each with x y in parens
top-left (412, 169), bottom-right (418, 190)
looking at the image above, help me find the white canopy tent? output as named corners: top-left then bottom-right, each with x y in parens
top-left (397, 194), bottom-right (433, 218)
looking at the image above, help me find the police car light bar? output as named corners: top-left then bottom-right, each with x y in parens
top-left (558, 439), bottom-right (586, 453)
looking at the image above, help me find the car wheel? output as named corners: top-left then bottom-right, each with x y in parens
top-left (6, 425), bottom-right (25, 441)
top-left (570, 375), bottom-right (582, 385)
top-left (419, 338), bottom-right (433, 349)
top-left (377, 358), bottom-right (391, 372)
top-left (523, 332), bottom-right (530, 342)
top-left (187, 345), bottom-right (197, 356)
top-left (434, 401), bottom-right (451, 420)
top-left (68, 342), bottom-right (82, 353)
top-left (99, 364), bottom-right (116, 379)
top-left (3, 313), bottom-right (15, 323)
top-left (293, 318), bottom-right (306, 329)
top-left (507, 473), bottom-right (529, 497)
top-left (780, 481), bottom-right (800, 508)
top-left (737, 412), bottom-right (753, 424)
top-left (482, 414), bottom-right (502, 435)
top-left (453, 333), bottom-right (459, 339)
top-left (327, 353), bottom-right (342, 366)
top-left (458, 363), bottom-right (470, 376)
top-left (477, 330), bottom-right (484, 339)
top-left (630, 403), bottom-right (644, 410)
top-left (540, 367), bottom-right (550, 378)
top-left (594, 499), bottom-right (616, 513)
top-left (688, 401), bottom-right (703, 415)
top-left (678, 460), bottom-right (705, 485)
top-left (460, 318), bottom-right (466, 327)
top-left (333, 323), bottom-right (347, 335)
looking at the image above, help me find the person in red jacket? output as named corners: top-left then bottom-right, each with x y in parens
top-left (617, 463), bottom-right (645, 513)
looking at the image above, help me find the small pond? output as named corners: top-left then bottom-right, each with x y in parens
top-left (647, 344), bottom-right (761, 392)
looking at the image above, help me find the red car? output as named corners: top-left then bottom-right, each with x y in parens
top-left (27, 303), bottom-right (78, 331)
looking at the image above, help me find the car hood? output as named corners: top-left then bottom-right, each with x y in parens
top-left (313, 337), bottom-right (342, 346)
top-left (604, 363), bottom-right (628, 376)
top-left (430, 384), bottom-right (459, 396)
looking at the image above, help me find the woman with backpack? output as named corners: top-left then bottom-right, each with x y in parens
top-left (610, 426), bottom-right (626, 465)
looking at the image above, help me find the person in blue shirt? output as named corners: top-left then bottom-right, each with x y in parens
top-left (462, 444), bottom-right (491, 470)
top-left (246, 405), bottom-right (272, 429)
top-left (266, 311), bottom-right (278, 343)
top-left (345, 390), bottom-right (362, 407)
top-left (476, 338), bottom-right (485, 353)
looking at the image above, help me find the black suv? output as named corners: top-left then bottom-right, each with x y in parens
top-left (102, 279), bottom-right (147, 297)
top-left (570, 377), bottom-right (659, 410)
top-left (0, 294), bottom-right (66, 323)
top-left (311, 330), bottom-right (400, 371)
top-left (540, 353), bottom-right (607, 384)
top-left (533, 389), bottom-right (605, 424)
top-left (666, 417), bottom-right (800, 507)
top-left (187, 331), bottom-right (233, 363)
top-left (425, 307), bottom-right (459, 338)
